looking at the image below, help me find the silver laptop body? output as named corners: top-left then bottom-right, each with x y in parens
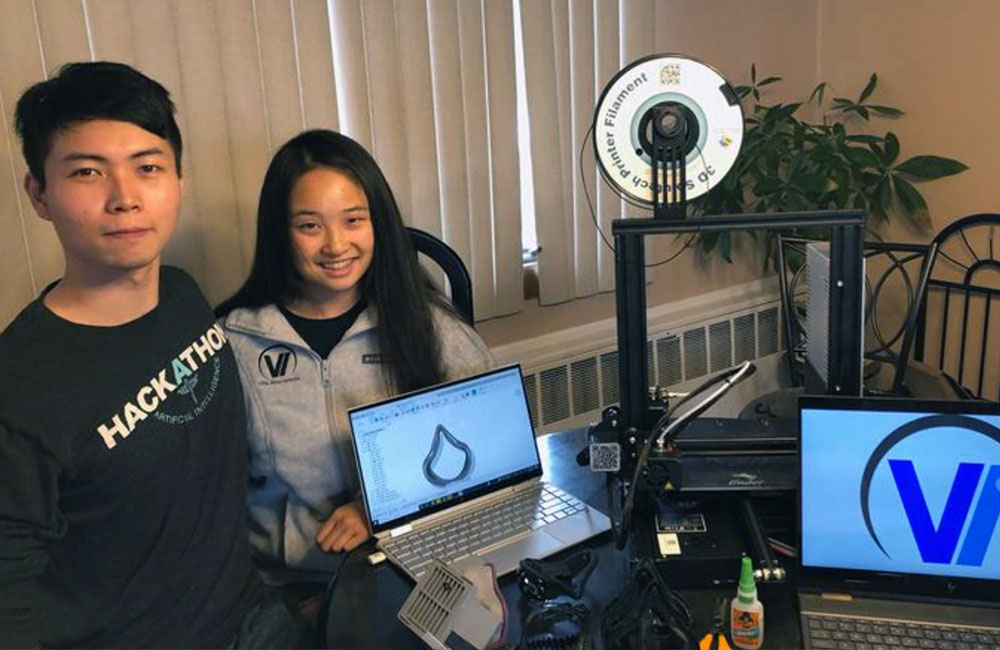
top-left (349, 365), bottom-right (610, 580)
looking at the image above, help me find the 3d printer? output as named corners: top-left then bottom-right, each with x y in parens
top-left (584, 54), bottom-right (867, 589)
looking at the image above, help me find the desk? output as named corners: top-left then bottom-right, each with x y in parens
top-left (325, 428), bottom-right (803, 649)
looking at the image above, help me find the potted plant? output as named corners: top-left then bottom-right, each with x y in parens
top-left (693, 66), bottom-right (968, 263)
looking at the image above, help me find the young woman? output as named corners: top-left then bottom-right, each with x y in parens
top-left (217, 130), bottom-right (493, 581)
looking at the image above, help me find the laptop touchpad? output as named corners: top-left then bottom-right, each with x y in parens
top-left (476, 530), bottom-right (562, 573)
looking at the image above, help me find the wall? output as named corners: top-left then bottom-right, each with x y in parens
top-left (817, 0), bottom-right (997, 240)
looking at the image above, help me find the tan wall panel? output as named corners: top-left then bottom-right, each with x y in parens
top-left (214, 2), bottom-right (273, 274)
top-left (173, 0), bottom-right (249, 303)
top-left (457, 0), bottom-right (496, 319)
top-left (0, 0), bottom-right (63, 294)
top-left (568, 0), bottom-right (598, 298)
top-left (482, 0), bottom-right (522, 316)
top-left (35, 0), bottom-right (91, 70)
top-left (359, 0), bottom-right (410, 217)
top-left (328, 0), bottom-right (372, 150)
top-left (395, 0), bottom-right (441, 235)
top-left (86, 0), bottom-right (137, 63)
top-left (293, 0), bottom-right (339, 132)
top-left (520, 0), bottom-right (571, 304)
top-left (0, 97), bottom-right (36, 323)
top-left (428, 2), bottom-right (472, 252)
top-left (255, 0), bottom-right (306, 149)
top-left (593, 0), bottom-right (619, 292)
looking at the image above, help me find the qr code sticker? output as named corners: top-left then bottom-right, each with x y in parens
top-left (590, 442), bottom-right (620, 472)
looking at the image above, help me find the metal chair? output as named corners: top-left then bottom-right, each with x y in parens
top-left (408, 227), bottom-right (475, 324)
top-left (892, 213), bottom-right (1000, 399)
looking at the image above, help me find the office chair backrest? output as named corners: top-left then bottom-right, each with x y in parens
top-left (407, 227), bottom-right (474, 325)
top-left (893, 213), bottom-right (1000, 399)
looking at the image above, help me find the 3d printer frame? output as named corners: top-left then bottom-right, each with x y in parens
top-left (613, 210), bottom-right (867, 433)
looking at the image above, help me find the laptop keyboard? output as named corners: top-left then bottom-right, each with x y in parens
top-left (804, 613), bottom-right (1000, 650)
top-left (383, 483), bottom-right (586, 577)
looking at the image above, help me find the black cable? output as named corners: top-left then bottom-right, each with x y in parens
top-left (316, 547), bottom-right (359, 647)
top-left (602, 558), bottom-right (693, 649)
top-left (610, 362), bottom-right (755, 550)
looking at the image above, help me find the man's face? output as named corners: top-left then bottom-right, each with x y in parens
top-left (25, 119), bottom-right (182, 279)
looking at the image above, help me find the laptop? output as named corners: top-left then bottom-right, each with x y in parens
top-left (348, 364), bottom-right (610, 580)
top-left (798, 396), bottom-right (1000, 649)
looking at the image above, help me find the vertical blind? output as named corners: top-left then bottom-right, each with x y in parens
top-left (0, 0), bottom-right (525, 328)
top-left (520, 0), bottom-right (655, 305)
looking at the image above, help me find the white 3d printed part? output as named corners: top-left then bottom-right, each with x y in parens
top-left (398, 560), bottom-right (503, 650)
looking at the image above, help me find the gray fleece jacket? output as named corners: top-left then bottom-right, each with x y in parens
top-left (222, 303), bottom-right (493, 578)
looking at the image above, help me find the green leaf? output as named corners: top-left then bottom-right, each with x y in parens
top-left (808, 82), bottom-right (828, 105)
top-left (758, 76), bottom-right (782, 86)
top-left (799, 173), bottom-right (830, 194)
top-left (754, 177), bottom-right (784, 195)
top-left (845, 134), bottom-right (883, 144)
top-left (700, 231), bottom-right (719, 255)
top-left (883, 132), bottom-right (899, 165)
top-left (868, 142), bottom-right (885, 164)
top-left (719, 231), bottom-right (733, 262)
top-left (869, 105), bottom-right (904, 118)
top-left (858, 73), bottom-right (878, 103)
top-left (764, 102), bottom-right (801, 124)
top-left (895, 155), bottom-right (969, 179)
top-left (893, 174), bottom-right (928, 214)
top-left (812, 141), bottom-right (834, 161)
top-left (784, 191), bottom-right (808, 210)
top-left (844, 146), bottom-right (882, 168)
top-left (872, 177), bottom-right (891, 221)
top-left (834, 168), bottom-right (850, 206)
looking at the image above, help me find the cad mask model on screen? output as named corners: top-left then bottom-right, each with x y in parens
top-left (422, 424), bottom-right (474, 487)
top-left (860, 414), bottom-right (1000, 569)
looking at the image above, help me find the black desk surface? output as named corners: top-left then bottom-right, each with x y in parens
top-left (325, 428), bottom-right (802, 649)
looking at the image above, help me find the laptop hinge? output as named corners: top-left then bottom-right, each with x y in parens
top-left (389, 524), bottom-right (413, 538)
top-left (821, 592), bottom-right (854, 602)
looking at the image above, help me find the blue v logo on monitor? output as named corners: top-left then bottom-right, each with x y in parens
top-left (890, 460), bottom-right (1000, 566)
top-left (860, 414), bottom-right (1000, 569)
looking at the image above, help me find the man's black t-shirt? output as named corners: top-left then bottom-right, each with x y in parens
top-left (0, 267), bottom-right (260, 647)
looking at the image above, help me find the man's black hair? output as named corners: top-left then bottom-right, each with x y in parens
top-left (14, 61), bottom-right (182, 188)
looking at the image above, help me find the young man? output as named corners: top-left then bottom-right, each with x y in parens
top-left (0, 62), bottom-right (300, 647)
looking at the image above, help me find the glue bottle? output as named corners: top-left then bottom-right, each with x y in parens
top-left (730, 556), bottom-right (764, 649)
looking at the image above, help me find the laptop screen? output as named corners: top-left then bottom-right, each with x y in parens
top-left (800, 398), bottom-right (1000, 583)
top-left (349, 365), bottom-right (541, 533)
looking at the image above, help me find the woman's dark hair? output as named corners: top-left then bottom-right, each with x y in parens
top-left (15, 61), bottom-right (183, 188)
top-left (216, 129), bottom-right (447, 393)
